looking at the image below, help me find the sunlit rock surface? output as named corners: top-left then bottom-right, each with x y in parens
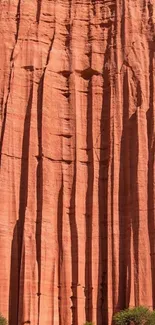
top-left (0, 1), bottom-right (155, 324)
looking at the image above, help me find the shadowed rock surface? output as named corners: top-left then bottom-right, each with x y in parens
top-left (0, 1), bottom-right (155, 324)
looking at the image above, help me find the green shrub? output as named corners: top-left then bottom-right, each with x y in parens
top-left (84, 322), bottom-right (94, 325)
top-left (113, 306), bottom-right (151, 325)
top-left (0, 314), bottom-right (7, 325)
top-left (148, 310), bottom-right (155, 325)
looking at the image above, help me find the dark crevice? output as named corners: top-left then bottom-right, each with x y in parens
top-left (81, 67), bottom-right (100, 80)
top-left (57, 182), bottom-right (63, 325)
top-left (85, 78), bottom-right (94, 322)
top-left (66, 3), bottom-right (78, 323)
top-left (35, 23), bottom-right (55, 325)
top-left (147, 47), bottom-right (155, 307)
top-left (129, 111), bottom-right (140, 306)
top-left (61, 92), bottom-right (70, 98)
top-left (36, 0), bottom-right (42, 23)
top-left (121, 0), bottom-right (125, 52)
top-left (100, 21), bottom-right (113, 29)
top-left (136, 81), bottom-right (142, 107)
top-left (69, 165), bottom-right (78, 325)
top-left (18, 247), bottom-right (26, 324)
top-left (22, 66), bottom-right (34, 71)
top-left (111, 135), bottom-right (115, 313)
top-left (59, 70), bottom-right (72, 78)
top-left (117, 70), bottom-right (131, 310)
top-left (9, 223), bottom-right (19, 325)
top-left (0, 77), bottom-right (11, 167)
top-left (14, 0), bottom-right (21, 43)
top-left (91, 0), bottom-right (96, 16)
top-left (58, 133), bottom-right (72, 138)
top-left (51, 265), bottom-right (55, 325)
top-left (79, 161), bottom-right (91, 165)
top-left (97, 26), bottom-right (112, 325)
top-left (36, 75), bottom-right (43, 325)
top-left (84, 6), bottom-right (93, 322)
top-left (16, 84), bottom-right (33, 325)
top-left (109, 4), bottom-right (116, 17)
top-left (142, 0), bottom-right (147, 13)
top-left (148, 1), bottom-right (154, 32)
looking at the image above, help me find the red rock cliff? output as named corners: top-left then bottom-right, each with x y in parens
top-left (0, 0), bottom-right (155, 324)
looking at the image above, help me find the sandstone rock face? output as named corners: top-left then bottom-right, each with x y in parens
top-left (0, 1), bottom-right (155, 324)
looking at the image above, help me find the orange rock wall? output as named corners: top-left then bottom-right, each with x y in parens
top-left (0, 0), bottom-right (155, 324)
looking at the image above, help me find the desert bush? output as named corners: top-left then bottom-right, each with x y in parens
top-left (147, 310), bottom-right (155, 325)
top-left (113, 306), bottom-right (152, 325)
top-left (0, 314), bottom-right (7, 325)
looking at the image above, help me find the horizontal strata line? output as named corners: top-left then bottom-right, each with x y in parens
top-left (36, 155), bottom-right (73, 164)
top-left (0, 153), bottom-right (74, 163)
top-left (18, 38), bottom-right (50, 45)
top-left (1, 153), bottom-right (22, 159)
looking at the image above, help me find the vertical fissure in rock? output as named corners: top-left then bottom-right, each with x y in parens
top-left (0, 76), bottom-right (11, 167)
top-left (15, 0), bottom-right (21, 42)
top-left (36, 74), bottom-right (44, 325)
top-left (91, 0), bottom-right (96, 16)
top-left (65, 2), bottom-right (79, 324)
top-left (112, 2), bottom-right (118, 313)
top-left (57, 181), bottom-right (63, 325)
top-left (118, 70), bottom-right (131, 309)
top-left (148, 0), bottom-right (154, 32)
top-left (36, 0), bottom-right (42, 24)
top-left (17, 83), bottom-right (33, 325)
top-left (85, 77), bottom-right (94, 322)
top-left (69, 91), bottom-right (78, 325)
top-left (147, 48), bottom-right (155, 306)
top-left (85, 4), bottom-right (93, 321)
top-left (35, 23), bottom-right (55, 325)
top-left (111, 130), bottom-right (115, 314)
top-left (9, 222), bottom-right (19, 325)
top-left (69, 166), bottom-right (78, 325)
top-left (129, 110), bottom-right (140, 305)
top-left (97, 25), bottom-right (112, 325)
top-left (121, 0), bottom-right (126, 52)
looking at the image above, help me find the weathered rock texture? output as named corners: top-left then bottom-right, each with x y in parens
top-left (0, 0), bottom-right (155, 324)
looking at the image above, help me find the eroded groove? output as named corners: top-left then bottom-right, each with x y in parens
top-left (17, 83), bottom-right (33, 325)
top-left (121, 0), bottom-right (125, 52)
top-left (63, 2), bottom-right (79, 324)
top-left (148, 0), bottom-right (154, 32)
top-left (129, 111), bottom-right (140, 306)
top-left (91, 0), bottom-right (96, 16)
top-left (118, 70), bottom-right (130, 309)
top-left (35, 20), bottom-right (55, 325)
top-left (36, 74), bottom-right (43, 325)
top-left (69, 167), bottom-right (78, 325)
top-left (85, 77), bottom-right (93, 322)
top-left (0, 80), bottom-right (11, 167)
top-left (57, 182), bottom-right (63, 325)
top-left (36, 0), bottom-right (42, 23)
top-left (147, 48), bottom-right (155, 306)
top-left (85, 4), bottom-right (93, 321)
top-left (14, 0), bottom-right (21, 42)
top-left (9, 223), bottom-right (19, 325)
top-left (97, 27), bottom-right (112, 325)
